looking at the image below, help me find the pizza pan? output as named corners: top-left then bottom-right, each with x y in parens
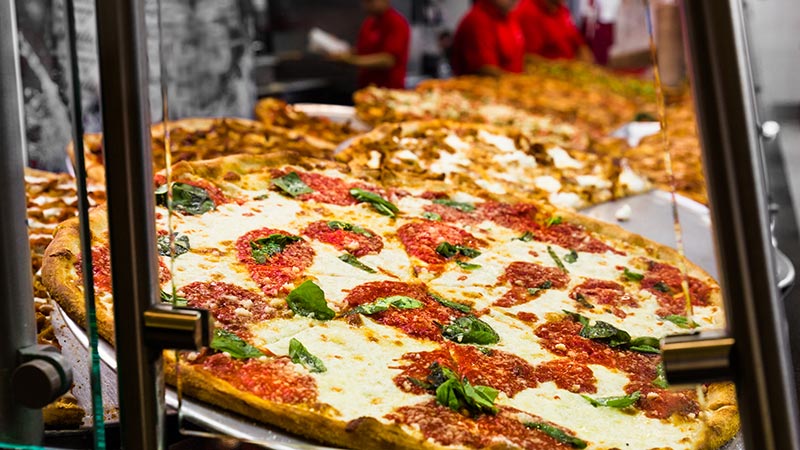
top-left (51, 302), bottom-right (340, 449)
top-left (579, 190), bottom-right (795, 293)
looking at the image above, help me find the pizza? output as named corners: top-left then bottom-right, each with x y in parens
top-left (43, 150), bottom-right (738, 449)
top-left (25, 168), bottom-right (103, 428)
top-left (68, 117), bottom-right (335, 185)
top-left (337, 121), bottom-right (650, 210)
top-left (353, 87), bottom-right (589, 153)
top-left (255, 98), bottom-right (363, 146)
top-left (623, 100), bottom-right (707, 204)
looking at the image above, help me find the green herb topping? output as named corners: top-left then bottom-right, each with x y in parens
top-left (563, 249), bottom-right (578, 263)
top-left (338, 254), bottom-right (376, 273)
top-left (546, 215), bottom-right (563, 227)
top-left (653, 281), bottom-right (671, 293)
top-left (582, 391), bottom-right (641, 408)
top-left (513, 231), bottom-right (535, 242)
top-left (456, 261), bottom-right (482, 270)
top-left (563, 311), bottom-right (660, 353)
top-left (441, 316), bottom-right (500, 345)
top-left (155, 182), bottom-right (215, 215)
top-left (430, 292), bottom-right (471, 313)
top-left (653, 362), bottom-right (669, 388)
top-left (250, 234), bottom-right (303, 264)
top-left (422, 211), bottom-right (442, 221)
top-left (159, 289), bottom-right (187, 307)
top-left (288, 338), bottom-right (326, 373)
top-left (432, 198), bottom-right (476, 213)
top-left (427, 363), bottom-right (499, 416)
top-left (527, 280), bottom-right (553, 296)
top-left (349, 188), bottom-right (399, 218)
top-left (349, 295), bottom-right (424, 315)
top-left (286, 280), bottom-right (335, 320)
top-left (622, 267), bottom-right (644, 282)
top-left (547, 246), bottom-right (568, 273)
top-left (436, 242), bottom-right (481, 259)
top-left (157, 233), bottom-right (190, 257)
top-left (523, 422), bottom-right (587, 448)
top-left (662, 314), bottom-right (700, 329)
top-left (211, 329), bottom-right (264, 359)
top-left (327, 220), bottom-right (373, 237)
top-left (271, 171), bottom-right (314, 197)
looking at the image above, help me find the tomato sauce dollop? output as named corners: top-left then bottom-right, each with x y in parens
top-left (235, 227), bottom-right (315, 296)
top-left (396, 221), bottom-right (486, 265)
top-left (181, 281), bottom-right (279, 337)
top-left (641, 261), bottom-right (713, 316)
top-left (302, 220), bottom-right (383, 257)
top-left (495, 262), bottom-right (570, 307)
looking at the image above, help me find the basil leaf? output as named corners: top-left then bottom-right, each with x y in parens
top-left (250, 234), bottom-right (302, 264)
top-left (288, 338), bottom-right (326, 373)
top-left (629, 337), bottom-right (661, 354)
top-left (582, 391), bottom-right (641, 408)
top-left (527, 280), bottom-right (553, 295)
top-left (271, 172), bottom-right (313, 197)
top-left (327, 220), bottom-right (373, 237)
top-left (160, 289), bottom-right (187, 307)
top-left (456, 261), bottom-right (481, 270)
top-left (350, 295), bottom-right (424, 315)
top-left (524, 422), bottom-right (587, 449)
top-left (442, 316), bottom-right (500, 345)
top-left (653, 362), bottom-right (669, 388)
top-left (429, 363), bottom-right (498, 416)
top-left (430, 292), bottom-right (471, 313)
top-left (562, 310), bottom-right (590, 327)
top-left (422, 211), bottom-right (442, 221)
top-left (563, 249), bottom-right (578, 264)
top-left (574, 293), bottom-right (595, 309)
top-left (157, 182), bottom-right (215, 215)
top-left (407, 376), bottom-right (433, 390)
top-left (211, 329), bottom-right (264, 359)
top-left (547, 246), bottom-right (568, 273)
top-left (286, 280), bottom-right (335, 320)
top-left (579, 320), bottom-right (631, 347)
top-left (514, 231), bottom-right (535, 242)
top-left (653, 281), bottom-right (671, 293)
top-left (546, 215), bottom-right (563, 227)
top-left (349, 188), bottom-right (399, 218)
top-left (338, 253), bottom-right (376, 273)
top-left (432, 198), bottom-right (475, 213)
top-left (622, 267), bottom-right (644, 282)
top-left (157, 233), bottom-right (190, 257)
top-left (478, 346), bottom-right (494, 355)
top-left (662, 314), bottom-right (699, 329)
top-left (436, 242), bottom-right (481, 259)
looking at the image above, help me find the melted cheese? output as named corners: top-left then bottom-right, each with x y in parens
top-left (547, 147), bottom-right (583, 169)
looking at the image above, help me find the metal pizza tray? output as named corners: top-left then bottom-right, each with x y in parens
top-left (579, 190), bottom-right (795, 294)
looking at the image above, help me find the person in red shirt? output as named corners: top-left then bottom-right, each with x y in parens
top-left (332, 0), bottom-right (410, 89)
top-left (450, 0), bottom-right (525, 76)
top-left (516, 0), bottom-right (593, 62)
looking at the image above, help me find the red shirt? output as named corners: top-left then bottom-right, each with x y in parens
top-left (451, 0), bottom-right (525, 75)
top-left (356, 8), bottom-right (410, 89)
top-left (516, 0), bottom-right (585, 59)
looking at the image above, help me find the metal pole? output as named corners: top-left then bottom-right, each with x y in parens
top-left (94, 0), bottom-right (164, 448)
top-left (676, 1), bottom-right (800, 448)
top-left (0, 0), bottom-right (44, 444)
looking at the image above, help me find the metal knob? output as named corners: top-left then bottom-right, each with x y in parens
top-left (761, 121), bottom-right (781, 141)
top-left (11, 345), bottom-right (72, 409)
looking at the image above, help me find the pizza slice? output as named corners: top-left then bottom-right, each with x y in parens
top-left (338, 121), bottom-right (649, 210)
top-left (255, 98), bottom-right (363, 146)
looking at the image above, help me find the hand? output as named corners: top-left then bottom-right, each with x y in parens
top-left (327, 51), bottom-right (353, 63)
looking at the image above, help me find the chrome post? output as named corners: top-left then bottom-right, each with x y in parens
top-left (667, 1), bottom-right (800, 448)
top-left (94, 0), bottom-right (164, 448)
top-left (0, 0), bottom-right (44, 443)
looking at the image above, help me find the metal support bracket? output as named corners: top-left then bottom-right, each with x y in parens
top-left (144, 306), bottom-right (213, 351)
top-left (661, 331), bottom-right (735, 388)
top-left (11, 345), bottom-right (73, 409)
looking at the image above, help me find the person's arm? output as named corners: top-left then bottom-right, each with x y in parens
top-left (331, 52), bottom-right (395, 69)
